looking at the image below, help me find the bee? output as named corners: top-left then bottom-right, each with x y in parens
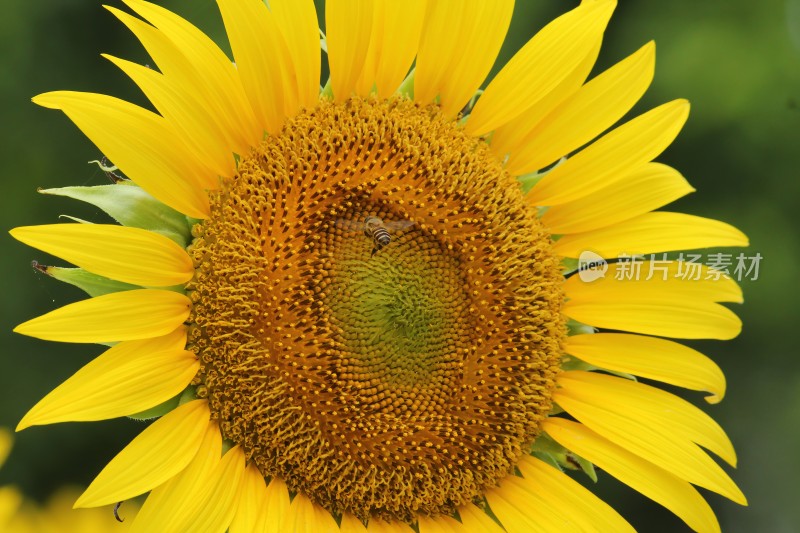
top-left (363, 216), bottom-right (416, 256)
top-left (334, 216), bottom-right (415, 256)
top-left (113, 501), bottom-right (124, 522)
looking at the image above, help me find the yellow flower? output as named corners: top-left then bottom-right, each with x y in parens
top-left (11, 0), bottom-right (748, 531)
top-left (3, 488), bottom-right (140, 533)
top-left (0, 429), bottom-right (140, 532)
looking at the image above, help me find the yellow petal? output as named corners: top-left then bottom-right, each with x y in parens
top-left (0, 486), bottom-right (23, 527)
top-left (0, 428), bottom-right (11, 467)
top-left (178, 446), bottom-right (245, 533)
top-left (230, 463), bottom-right (268, 533)
top-left (285, 493), bottom-right (337, 533)
top-left (33, 91), bottom-right (209, 219)
top-left (270, 0), bottom-right (321, 113)
top-left (102, 53), bottom-right (233, 181)
top-left (541, 163), bottom-right (695, 234)
top-left (416, 0), bottom-right (514, 117)
top-left (490, 39), bottom-right (600, 161)
top-left (529, 99), bottom-right (690, 206)
top-left (122, 0), bottom-right (261, 153)
top-left (544, 418), bottom-right (721, 533)
top-left (569, 261), bottom-right (743, 302)
top-left (506, 41), bottom-right (654, 174)
top-left (558, 370), bottom-right (736, 464)
top-left (314, 503), bottom-right (340, 533)
top-left (457, 504), bottom-right (505, 533)
top-left (340, 513), bottom-right (368, 532)
top-left (327, 0), bottom-right (373, 102)
top-left (17, 328), bottom-right (195, 429)
top-left (518, 455), bottom-right (636, 532)
top-left (14, 289), bottom-right (190, 343)
top-left (485, 482), bottom-right (550, 533)
top-left (217, 0), bottom-right (289, 135)
top-left (75, 400), bottom-right (209, 507)
top-left (554, 371), bottom-right (746, 504)
top-left (487, 456), bottom-right (634, 532)
top-left (553, 212), bottom-right (749, 258)
top-left (366, 518), bottom-right (415, 532)
top-left (418, 514), bottom-right (463, 533)
top-left (106, 5), bottom-right (241, 176)
top-left (355, 0), bottom-right (426, 98)
top-left (466, 0), bottom-right (615, 136)
top-left (263, 477), bottom-right (291, 533)
top-left (563, 261), bottom-right (743, 340)
top-left (10, 224), bottom-right (193, 287)
top-left (129, 420), bottom-right (221, 533)
top-left (564, 333), bottom-right (726, 404)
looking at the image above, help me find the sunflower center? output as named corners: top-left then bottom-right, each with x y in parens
top-left (326, 211), bottom-right (468, 406)
top-left (188, 98), bottom-right (565, 522)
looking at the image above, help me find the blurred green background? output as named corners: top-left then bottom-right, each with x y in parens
top-left (1, 1), bottom-right (797, 531)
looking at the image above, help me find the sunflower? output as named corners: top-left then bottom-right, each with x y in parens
top-left (11, 0), bottom-right (748, 531)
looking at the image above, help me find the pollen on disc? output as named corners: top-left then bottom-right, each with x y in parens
top-left (186, 97), bottom-right (565, 523)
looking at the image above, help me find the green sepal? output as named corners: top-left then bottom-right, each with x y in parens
top-left (39, 182), bottom-right (191, 247)
top-left (320, 78), bottom-right (333, 100)
top-left (177, 386), bottom-right (198, 406)
top-left (518, 156), bottom-right (570, 195)
top-left (221, 439), bottom-right (234, 455)
top-left (465, 89), bottom-right (483, 114)
top-left (474, 496), bottom-right (502, 528)
top-left (127, 392), bottom-right (182, 421)
top-left (571, 453), bottom-right (598, 483)
top-left (566, 318), bottom-right (596, 336)
top-left (319, 29), bottom-right (328, 54)
top-left (185, 216), bottom-right (201, 230)
top-left (605, 369), bottom-right (637, 381)
top-left (530, 432), bottom-right (566, 455)
top-left (531, 451), bottom-right (562, 470)
top-left (561, 354), bottom-right (596, 372)
top-left (561, 257), bottom-right (579, 275)
top-left (458, 90), bottom-right (485, 127)
top-left (41, 265), bottom-right (139, 297)
top-left (518, 172), bottom-right (544, 195)
top-left (562, 353), bottom-right (638, 383)
top-left (396, 68), bottom-right (416, 99)
top-left (531, 433), bottom-right (597, 482)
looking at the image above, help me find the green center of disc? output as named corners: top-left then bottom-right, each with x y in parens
top-left (324, 205), bottom-right (469, 402)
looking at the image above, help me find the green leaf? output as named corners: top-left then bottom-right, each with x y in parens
top-left (40, 265), bottom-right (185, 297)
top-left (40, 183), bottom-right (192, 247)
top-left (42, 265), bottom-right (139, 297)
